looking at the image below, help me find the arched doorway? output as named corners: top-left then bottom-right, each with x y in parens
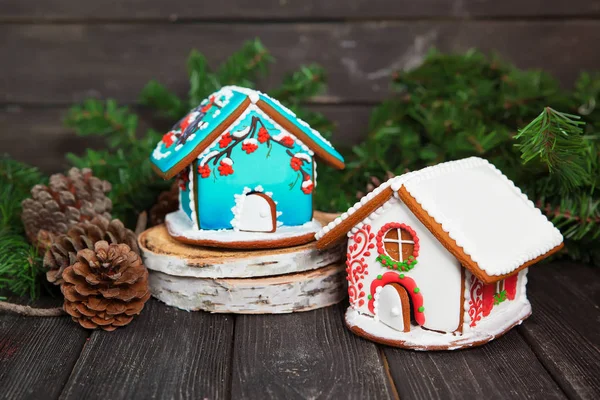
top-left (378, 283), bottom-right (411, 332)
top-left (237, 192), bottom-right (277, 232)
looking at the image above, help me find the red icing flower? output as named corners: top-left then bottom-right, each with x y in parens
top-left (179, 113), bottom-right (195, 132)
top-left (219, 132), bottom-right (232, 148)
top-left (218, 159), bottom-right (234, 176)
top-left (258, 127), bottom-right (270, 143)
top-left (162, 131), bottom-right (177, 148)
top-left (178, 169), bottom-right (190, 190)
top-left (242, 142), bottom-right (258, 154)
top-left (280, 136), bottom-right (295, 147)
top-left (197, 164), bottom-right (211, 179)
top-left (290, 156), bottom-right (303, 171)
top-left (301, 179), bottom-right (314, 195)
top-left (201, 96), bottom-right (215, 113)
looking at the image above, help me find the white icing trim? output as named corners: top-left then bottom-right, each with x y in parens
top-left (294, 152), bottom-right (312, 162)
top-left (348, 197), bottom-right (395, 238)
top-left (230, 187), bottom-right (253, 231)
top-left (315, 176), bottom-right (397, 240)
top-left (463, 270), bottom-right (472, 332)
top-left (166, 210), bottom-right (322, 243)
top-left (196, 104), bottom-right (315, 168)
top-left (313, 159), bottom-right (318, 189)
top-left (188, 166), bottom-right (198, 230)
top-left (220, 85), bottom-right (333, 147)
top-left (346, 298), bottom-right (531, 350)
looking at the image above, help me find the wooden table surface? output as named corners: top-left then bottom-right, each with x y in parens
top-left (0, 261), bottom-right (598, 400)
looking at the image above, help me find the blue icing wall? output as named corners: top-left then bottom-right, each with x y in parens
top-left (195, 109), bottom-right (313, 230)
top-left (179, 181), bottom-right (193, 221)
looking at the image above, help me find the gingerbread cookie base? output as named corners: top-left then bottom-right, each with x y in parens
top-left (149, 263), bottom-right (347, 314)
top-left (165, 210), bottom-right (337, 249)
top-left (345, 300), bottom-right (532, 351)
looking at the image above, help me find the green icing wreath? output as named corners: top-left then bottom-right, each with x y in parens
top-left (376, 254), bottom-right (418, 272)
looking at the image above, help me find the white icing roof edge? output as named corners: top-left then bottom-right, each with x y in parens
top-left (315, 156), bottom-right (564, 277)
top-left (314, 175), bottom-right (397, 241)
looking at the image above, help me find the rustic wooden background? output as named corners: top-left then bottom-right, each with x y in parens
top-left (1, 0), bottom-right (600, 173)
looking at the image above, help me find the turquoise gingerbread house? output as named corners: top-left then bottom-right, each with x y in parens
top-left (150, 86), bottom-right (345, 248)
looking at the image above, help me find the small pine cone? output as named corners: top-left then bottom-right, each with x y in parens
top-left (61, 241), bottom-right (150, 331)
top-left (21, 168), bottom-right (112, 249)
top-left (149, 183), bottom-right (179, 226)
top-left (43, 216), bottom-right (138, 285)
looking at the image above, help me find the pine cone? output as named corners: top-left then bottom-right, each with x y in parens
top-left (43, 216), bottom-right (138, 285)
top-left (61, 241), bottom-right (150, 331)
top-left (21, 168), bottom-right (112, 249)
top-left (149, 183), bottom-right (179, 226)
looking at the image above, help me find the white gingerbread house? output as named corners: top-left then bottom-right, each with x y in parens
top-left (315, 157), bottom-right (563, 350)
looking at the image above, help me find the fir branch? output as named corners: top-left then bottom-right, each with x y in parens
top-left (139, 80), bottom-right (187, 120)
top-left (0, 229), bottom-right (42, 300)
top-left (188, 49), bottom-right (220, 106)
top-left (515, 107), bottom-right (590, 191)
top-left (269, 65), bottom-right (326, 103)
top-left (216, 39), bottom-right (273, 88)
top-left (64, 99), bottom-right (138, 148)
top-left (0, 156), bottom-right (46, 229)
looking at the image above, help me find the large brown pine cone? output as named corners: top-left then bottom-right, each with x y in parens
top-left (21, 168), bottom-right (112, 250)
top-left (61, 241), bottom-right (150, 331)
top-left (44, 216), bottom-right (138, 285)
top-left (149, 182), bottom-right (179, 226)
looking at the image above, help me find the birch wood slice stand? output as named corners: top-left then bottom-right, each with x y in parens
top-left (139, 211), bottom-right (348, 313)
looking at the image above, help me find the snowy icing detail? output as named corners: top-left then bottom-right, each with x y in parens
top-left (315, 176), bottom-right (397, 240)
top-left (230, 187), bottom-right (253, 230)
top-left (152, 146), bottom-right (171, 160)
top-left (188, 166), bottom-right (198, 230)
top-left (166, 210), bottom-right (321, 242)
top-left (199, 150), bottom-right (220, 166)
top-left (232, 125), bottom-right (252, 138)
top-left (345, 298), bottom-right (531, 350)
top-left (196, 104), bottom-right (312, 169)
top-left (294, 153), bottom-right (312, 162)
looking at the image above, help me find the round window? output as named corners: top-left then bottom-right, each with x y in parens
top-left (376, 223), bottom-right (420, 271)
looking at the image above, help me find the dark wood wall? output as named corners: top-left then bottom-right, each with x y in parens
top-left (1, 0), bottom-right (599, 173)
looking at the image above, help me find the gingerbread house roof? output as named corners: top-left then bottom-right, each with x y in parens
top-left (150, 86), bottom-right (345, 180)
top-left (315, 157), bottom-right (564, 284)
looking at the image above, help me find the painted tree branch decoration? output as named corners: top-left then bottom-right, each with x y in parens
top-left (196, 115), bottom-right (314, 194)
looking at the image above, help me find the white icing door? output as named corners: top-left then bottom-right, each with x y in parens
top-left (238, 193), bottom-right (276, 232)
top-left (378, 284), bottom-right (411, 332)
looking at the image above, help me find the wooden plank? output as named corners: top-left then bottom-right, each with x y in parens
top-left (1, 0), bottom-right (599, 20)
top-left (0, 21), bottom-right (599, 105)
top-left (518, 264), bottom-right (600, 400)
top-left (0, 299), bottom-right (88, 400)
top-left (231, 303), bottom-right (395, 399)
top-left (0, 105), bottom-right (370, 174)
top-left (59, 298), bottom-right (235, 400)
top-left (383, 329), bottom-right (566, 399)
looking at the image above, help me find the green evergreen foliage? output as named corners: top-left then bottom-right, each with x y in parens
top-left (0, 156), bottom-right (46, 299)
top-left (317, 49), bottom-right (600, 264)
